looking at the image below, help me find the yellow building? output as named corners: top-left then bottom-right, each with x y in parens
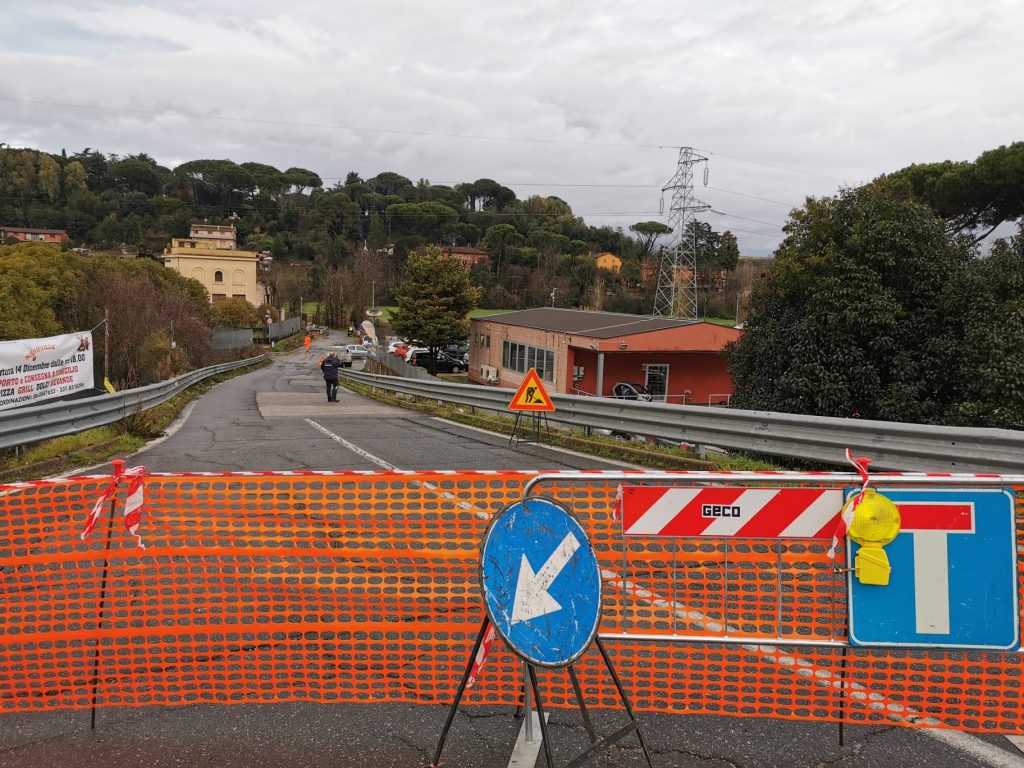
top-left (162, 224), bottom-right (264, 305)
top-left (595, 252), bottom-right (622, 273)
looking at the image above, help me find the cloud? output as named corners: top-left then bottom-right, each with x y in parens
top-left (1, 0), bottom-right (1021, 255)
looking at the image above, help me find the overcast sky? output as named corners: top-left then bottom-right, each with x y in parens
top-left (1, 0), bottom-right (1021, 256)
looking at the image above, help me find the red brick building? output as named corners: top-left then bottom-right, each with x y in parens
top-left (469, 308), bottom-right (741, 405)
top-left (441, 245), bottom-right (489, 271)
top-left (0, 227), bottom-right (69, 244)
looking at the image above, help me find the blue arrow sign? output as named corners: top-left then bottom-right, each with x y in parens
top-left (848, 487), bottom-right (1019, 651)
top-left (480, 496), bottom-right (602, 667)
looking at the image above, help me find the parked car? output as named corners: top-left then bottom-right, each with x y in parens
top-left (345, 344), bottom-right (369, 359)
top-left (407, 350), bottom-right (465, 373)
top-left (612, 382), bottom-right (653, 401)
top-left (444, 344), bottom-right (470, 364)
top-left (323, 348), bottom-right (353, 368)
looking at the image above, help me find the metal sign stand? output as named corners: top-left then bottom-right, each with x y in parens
top-left (430, 614), bottom-right (655, 768)
top-left (508, 411), bottom-right (550, 446)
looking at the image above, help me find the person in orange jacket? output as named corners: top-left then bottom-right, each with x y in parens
top-left (304, 334), bottom-right (312, 355)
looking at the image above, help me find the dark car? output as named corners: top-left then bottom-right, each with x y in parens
top-left (612, 382), bottom-right (653, 401)
top-left (444, 345), bottom-right (470, 364)
top-left (408, 350), bottom-right (465, 373)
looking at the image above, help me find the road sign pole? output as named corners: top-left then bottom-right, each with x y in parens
top-left (527, 665), bottom-right (555, 768)
top-left (89, 458), bottom-right (124, 730)
top-left (523, 662), bottom-right (533, 742)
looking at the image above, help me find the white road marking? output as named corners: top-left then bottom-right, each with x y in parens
top-left (304, 418), bottom-right (489, 519)
top-left (505, 712), bottom-right (548, 765)
top-left (1008, 736), bottom-right (1024, 754)
top-left (305, 418), bottom-right (400, 470)
top-left (428, 416), bottom-right (648, 469)
top-left (507, 711), bottom-right (549, 768)
top-left (601, 569), bottom-right (1024, 768)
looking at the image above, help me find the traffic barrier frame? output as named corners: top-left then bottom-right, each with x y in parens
top-left (1, 468), bottom-right (1022, 735)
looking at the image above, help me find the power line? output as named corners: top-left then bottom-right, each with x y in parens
top-left (713, 211), bottom-right (785, 228)
top-left (720, 226), bottom-right (784, 240)
top-left (693, 146), bottom-right (846, 182)
top-left (706, 186), bottom-right (799, 208)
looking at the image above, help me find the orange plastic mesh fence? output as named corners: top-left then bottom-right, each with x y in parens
top-left (0, 470), bottom-right (1021, 734)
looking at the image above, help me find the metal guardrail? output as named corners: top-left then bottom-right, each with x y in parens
top-left (365, 347), bottom-right (436, 380)
top-left (0, 355), bottom-right (266, 451)
top-left (341, 369), bottom-right (1024, 473)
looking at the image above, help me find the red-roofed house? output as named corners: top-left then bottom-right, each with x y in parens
top-left (0, 227), bottom-right (69, 244)
top-left (469, 307), bottom-right (741, 405)
top-left (441, 245), bottom-right (489, 271)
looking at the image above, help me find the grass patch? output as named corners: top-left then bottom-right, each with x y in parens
top-left (266, 332), bottom-right (307, 354)
top-left (0, 357), bottom-right (272, 482)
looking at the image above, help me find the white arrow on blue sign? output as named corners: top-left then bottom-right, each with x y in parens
top-left (480, 496), bottom-right (602, 667)
top-left (848, 487), bottom-right (1020, 651)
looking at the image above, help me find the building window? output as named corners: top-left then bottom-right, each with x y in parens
top-left (212, 293), bottom-right (227, 301)
top-left (214, 270), bottom-right (224, 282)
top-left (475, 333), bottom-right (491, 349)
top-left (503, 341), bottom-right (555, 381)
top-left (232, 294), bottom-right (246, 299)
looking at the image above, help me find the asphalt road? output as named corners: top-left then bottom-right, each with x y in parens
top-left (3, 337), bottom-right (1022, 768)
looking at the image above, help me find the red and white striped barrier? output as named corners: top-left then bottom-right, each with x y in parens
top-left (620, 485), bottom-right (845, 538)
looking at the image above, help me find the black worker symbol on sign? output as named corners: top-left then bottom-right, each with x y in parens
top-left (526, 386), bottom-right (538, 403)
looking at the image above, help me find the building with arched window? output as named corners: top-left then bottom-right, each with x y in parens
top-left (162, 224), bottom-right (265, 305)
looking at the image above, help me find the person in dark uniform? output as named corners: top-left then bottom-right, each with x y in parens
top-left (320, 352), bottom-right (342, 402)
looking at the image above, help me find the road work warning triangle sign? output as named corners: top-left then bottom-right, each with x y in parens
top-left (508, 368), bottom-right (556, 412)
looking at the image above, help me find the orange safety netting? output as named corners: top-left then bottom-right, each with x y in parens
top-left (0, 470), bottom-right (1021, 734)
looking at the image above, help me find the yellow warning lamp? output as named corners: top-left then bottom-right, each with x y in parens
top-left (847, 489), bottom-right (901, 586)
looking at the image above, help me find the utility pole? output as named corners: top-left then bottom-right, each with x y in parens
top-left (103, 307), bottom-right (109, 383)
top-left (653, 147), bottom-right (710, 318)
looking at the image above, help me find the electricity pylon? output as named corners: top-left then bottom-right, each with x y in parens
top-left (653, 147), bottom-right (709, 318)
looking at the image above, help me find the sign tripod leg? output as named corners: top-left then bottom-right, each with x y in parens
top-left (509, 412), bottom-right (523, 446)
top-left (430, 614), bottom-right (491, 768)
top-left (567, 665), bottom-right (597, 744)
top-left (524, 645), bottom-right (657, 768)
top-left (594, 637), bottom-right (655, 768)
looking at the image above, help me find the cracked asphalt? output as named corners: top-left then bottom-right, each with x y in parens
top-left (3, 339), bottom-right (1022, 767)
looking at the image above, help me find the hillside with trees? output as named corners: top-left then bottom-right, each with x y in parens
top-left (0, 242), bottom-right (215, 388)
top-left (0, 145), bottom-right (743, 319)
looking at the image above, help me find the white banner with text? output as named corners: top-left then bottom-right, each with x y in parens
top-left (0, 331), bottom-right (95, 411)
